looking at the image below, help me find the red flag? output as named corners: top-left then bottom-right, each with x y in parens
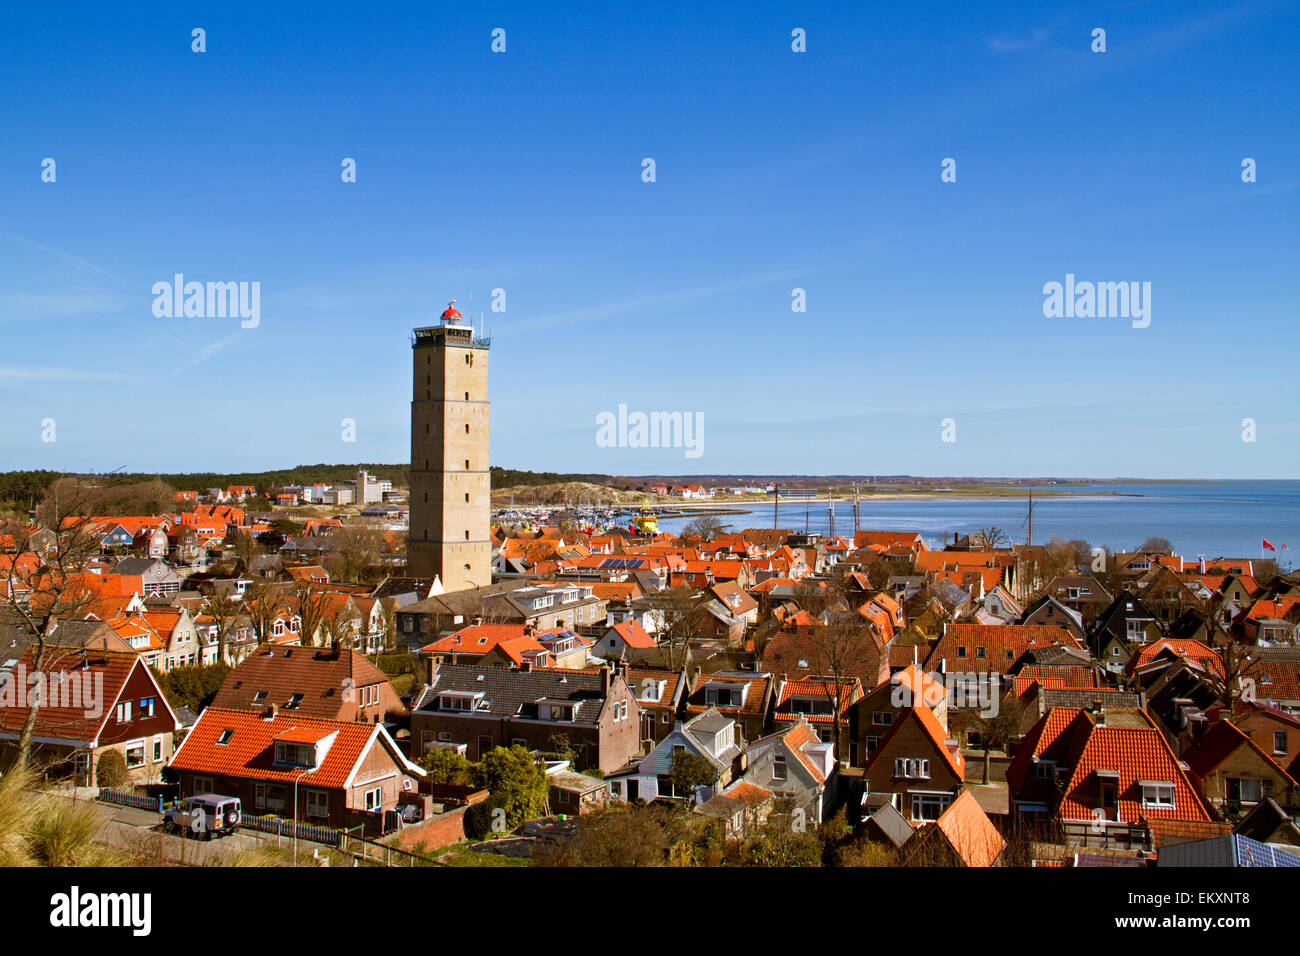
top-left (1263, 538), bottom-right (1277, 552)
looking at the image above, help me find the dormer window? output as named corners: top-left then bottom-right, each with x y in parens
top-left (274, 742), bottom-right (317, 768)
top-left (1140, 781), bottom-right (1176, 809)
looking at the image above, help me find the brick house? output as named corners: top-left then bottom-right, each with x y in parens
top-left (210, 645), bottom-right (404, 724)
top-left (409, 662), bottom-right (641, 773)
top-left (168, 707), bottom-right (426, 833)
top-left (0, 649), bottom-right (179, 785)
top-left (1184, 719), bottom-right (1298, 818)
top-left (862, 698), bottom-right (966, 824)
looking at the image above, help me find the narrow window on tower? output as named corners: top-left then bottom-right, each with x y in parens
top-left (465, 459), bottom-right (470, 469)
top-left (465, 424), bottom-right (470, 434)
top-left (424, 493), bottom-right (428, 503)
top-left (464, 493), bottom-right (469, 503)
top-left (464, 392), bottom-right (469, 400)
top-left (465, 355), bottom-right (470, 365)
top-left (465, 531), bottom-right (469, 540)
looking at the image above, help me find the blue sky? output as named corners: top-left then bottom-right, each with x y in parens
top-left (2, 0), bottom-right (1297, 479)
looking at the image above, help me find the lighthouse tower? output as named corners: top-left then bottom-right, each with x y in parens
top-left (407, 301), bottom-right (491, 589)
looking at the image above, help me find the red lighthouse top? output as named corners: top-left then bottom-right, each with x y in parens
top-left (440, 299), bottom-right (463, 322)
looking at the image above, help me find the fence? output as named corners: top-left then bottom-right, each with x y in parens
top-left (241, 813), bottom-right (341, 848)
top-left (99, 789), bottom-right (163, 812)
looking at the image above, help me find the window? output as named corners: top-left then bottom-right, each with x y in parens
top-left (1140, 782), bottom-right (1175, 809)
top-left (216, 728), bottom-right (234, 745)
top-left (911, 792), bottom-right (951, 822)
top-left (364, 787), bottom-right (382, 812)
top-left (976, 646), bottom-right (987, 659)
top-left (152, 735), bottom-right (165, 762)
top-left (872, 711), bottom-right (894, 726)
top-left (252, 690), bottom-right (267, 704)
top-left (116, 700), bottom-right (132, 723)
top-left (1275, 731), bottom-right (1288, 755)
top-left (956, 646), bottom-right (967, 658)
top-left (1227, 778), bottom-right (1272, 805)
top-left (773, 754), bottom-right (787, 781)
top-left (894, 758), bottom-right (930, 780)
top-left (139, 697), bottom-right (156, 717)
top-left (124, 741), bottom-right (145, 768)
top-left (305, 790), bottom-right (329, 819)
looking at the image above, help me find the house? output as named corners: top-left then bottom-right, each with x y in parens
top-left (112, 558), bottom-right (182, 598)
top-left (760, 626), bottom-right (890, 692)
top-left (900, 788), bottom-right (1006, 867)
top-left (850, 664), bottom-right (949, 767)
top-left (1007, 705), bottom-right (1213, 848)
top-left (926, 624), bottom-right (1085, 676)
top-left (1019, 594), bottom-right (1087, 644)
top-left (607, 707), bottom-right (742, 805)
top-left (771, 676), bottom-right (862, 746)
top-left (546, 763), bottom-right (608, 815)
top-left (742, 719), bottom-right (836, 824)
top-left (594, 619), bottom-right (656, 658)
top-left (1089, 591), bottom-right (1160, 671)
top-left (862, 695), bottom-right (965, 824)
top-left (410, 662), bottom-right (640, 773)
top-left (627, 667), bottom-right (687, 744)
top-left (168, 707), bottom-right (425, 835)
top-left (210, 645), bottom-right (403, 724)
top-left (1183, 719), bottom-right (1298, 818)
top-left (684, 670), bottom-right (773, 742)
top-left (0, 649), bottom-right (179, 785)
top-left (695, 780), bottom-right (774, 839)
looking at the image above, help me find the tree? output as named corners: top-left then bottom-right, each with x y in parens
top-left (679, 516), bottom-right (727, 544)
top-left (738, 799), bottom-right (821, 866)
top-left (804, 609), bottom-right (878, 762)
top-left (1139, 536), bottom-right (1173, 554)
top-left (972, 527), bottom-right (1008, 549)
top-left (536, 803), bottom-right (673, 867)
top-left (152, 663), bottom-right (230, 713)
top-left (200, 588), bottom-right (240, 665)
top-left (95, 750), bottom-right (131, 790)
top-left (1, 476), bottom-right (102, 772)
top-left (327, 522), bottom-right (386, 584)
top-left (669, 750), bottom-right (716, 803)
top-left (419, 747), bottom-right (473, 785)
top-left (471, 745), bottom-right (550, 832)
top-left (244, 578), bottom-right (285, 647)
top-left (965, 689), bottom-right (1024, 784)
top-left (639, 587), bottom-right (706, 669)
top-left (294, 582), bottom-right (331, 647)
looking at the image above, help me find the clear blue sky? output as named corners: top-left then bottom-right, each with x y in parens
top-left (2, 1), bottom-right (1297, 479)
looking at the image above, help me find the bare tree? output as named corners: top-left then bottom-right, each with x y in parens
top-left (294, 581), bottom-right (331, 647)
top-left (327, 522), bottom-right (386, 584)
top-left (639, 587), bottom-right (707, 670)
top-left (200, 588), bottom-right (240, 666)
top-left (679, 516), bottom-right (727, 544)
top-left (804, 611), bottom-right (879, 763)
top-left (244, 578), bottom-right (285, 647)
top-left (972, 527), bottom-right (1008, 549)
top-left (1, 477), bottom-right (102, 772)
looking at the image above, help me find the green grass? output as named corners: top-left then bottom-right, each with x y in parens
top-left (435, 839), bottom-right (533, 867)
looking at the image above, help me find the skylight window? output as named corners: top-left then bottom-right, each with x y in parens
top-left (217, 729), bottom-right (234, 745)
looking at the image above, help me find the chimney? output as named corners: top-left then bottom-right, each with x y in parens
top-left (473, 615), bottom-right (483, 626)
top-left (601, 662), bottom-right (612, 696)
top-left (524, 623), bottom-right (535, 638)
top-left (264, 703), bottom-right (279, 720)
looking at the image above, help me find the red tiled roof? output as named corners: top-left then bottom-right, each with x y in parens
top-left (935, 789), bottom-right (1005, 867)
top-left (169, 707), bottom-right (389, 789)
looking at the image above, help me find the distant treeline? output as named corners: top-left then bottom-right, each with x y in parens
top-left (490, 467), bottom-right (611, 487)
top-left (0, 466), bottom-right (614, 506)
